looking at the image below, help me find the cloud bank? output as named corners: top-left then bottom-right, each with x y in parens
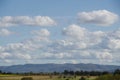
top-left (0, 9), bottom-right (120, 65)
top-left (0, 24), bottom-right (120, 65)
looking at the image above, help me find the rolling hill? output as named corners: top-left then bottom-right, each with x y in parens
top-left (0, 63), bottom-right (120, 73)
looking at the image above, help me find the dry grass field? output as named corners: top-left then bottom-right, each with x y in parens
top-left (0, 74), bottom-right (97, 80)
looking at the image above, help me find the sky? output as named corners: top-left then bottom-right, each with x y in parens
top-left (0, 0), bottom-right (120, 66)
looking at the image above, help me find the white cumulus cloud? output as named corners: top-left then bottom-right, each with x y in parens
top-left (31, 29), bottom-right (50, 42)
top-left (0, 16), bottom-right (56, 27)
top-left (32, 29), bottom-right (50, 37)
top-left (0, 52), bottom-right (12, 59)
top-left (108, 39), bottom-right (120, 50)
top-left (0, 29), bottom-right (13, 36)
top-left (77, 10), bottom-right (119, 26)
top-left (63, 24), bottom-right (87, 40)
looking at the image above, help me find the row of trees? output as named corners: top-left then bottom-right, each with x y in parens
top-left (0, 69), bottom-right (120, 76)
top-left (63, 70), bottom-right (109, 76)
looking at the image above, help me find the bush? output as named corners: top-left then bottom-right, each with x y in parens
top-left (66, 78), bottom-right (69, 80)
top-left (21, 77), bottom-right (33, 80)
top-left (63, 76), bottom-right (66, 78)
top-left (79, 76), bottom-right (86, 80)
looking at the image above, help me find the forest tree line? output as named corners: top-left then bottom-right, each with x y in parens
top-left (0, 69), bottom-right (120, 76)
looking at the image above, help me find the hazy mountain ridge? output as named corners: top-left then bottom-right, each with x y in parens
top-left (0, 63), bottom-right (120, 73)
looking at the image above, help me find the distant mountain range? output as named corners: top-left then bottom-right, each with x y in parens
top-left (0, 63), bottom-right (120, 73)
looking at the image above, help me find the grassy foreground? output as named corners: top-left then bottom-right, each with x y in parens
top-left (0, 74), bottom-right (96, 80)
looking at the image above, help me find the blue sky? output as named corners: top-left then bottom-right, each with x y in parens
top-left (0, 0), bottom-right (120, 66)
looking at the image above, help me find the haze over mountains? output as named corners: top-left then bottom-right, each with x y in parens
top-left (0, 63), bottom-right (120, 73)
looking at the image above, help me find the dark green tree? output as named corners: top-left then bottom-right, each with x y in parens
top-left (63, 70), bottom-right (69, 75)
top-left (114, 69), bottom-right (120, 75)
top-left (0, 70), bottom-right (2, 74)
top-left (69, 71), bottom-right (74, 75)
